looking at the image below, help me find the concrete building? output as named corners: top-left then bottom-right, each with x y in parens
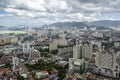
top-left (36, 71), bottom-right (49, 79)
top-left (27, 27), bottom-right (36, 35)
top-left (12, 57), bottom-right (19, 71)
top-left (92, 31), bottom-right (103, 38)
top-left (52, 38), bottom-right (68, 46)
top-left (0, 34), bottom-right (11, 45)
top-left (91, 40), bottom-right (101, 48)
top-left (29, 49), bottom-right (40, 60)
top-left (58, 47), bottom-right (73, 54)
top-left (49, 43), bottom-right (57, 51)
top-left (73, 43), bottom-right (93, 60)
top-left (96, 49), bottom-right (117, 70)
top-left (95, 48), bottom-right (120, 78)
top-left (19, 43), bottom-right (33, 54)
top-left (113, 39), bottom-right (120, 49)
top-left (10, 36), bottom-right (18, 44)
top-left (114, 42), bottom-right (120, 48)
top-left (69, 43), bottom-right (92, 74)
top-left (90, 27), bottom-right (96, 31)
top-left (69, 58), bottom-right (89, 74)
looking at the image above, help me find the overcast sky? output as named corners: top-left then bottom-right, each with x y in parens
top-left (0, 0), bottom-right (120, 27)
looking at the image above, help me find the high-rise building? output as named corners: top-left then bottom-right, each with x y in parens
top-left (95, 48), bottom-right (120, 78)
top-left (73, 43), bottom-right (93, 60)
top-left (69, 43), bottom-right (92, 74)
top-left (96, 49), bottom-right (117, 69)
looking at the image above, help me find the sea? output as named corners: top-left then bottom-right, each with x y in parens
top-left (0, 30), bottom-right (26, 34)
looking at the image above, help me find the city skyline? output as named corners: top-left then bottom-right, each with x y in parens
top-left (0, 0), bottom-right (120, 80)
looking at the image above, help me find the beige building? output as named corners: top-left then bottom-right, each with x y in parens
top-left (0, 35), bottom-right (11, 45)
top-left (52, 38), bottom-right (68, 46)
top-left (69, 43), bottom-right (92, 74)
top-left (10, 36), bottom-right (18, 44)
top-left (29, 49), bottom-right (41, 60)
top-left (58, 47), bottom-right (73, 54)
top-left (49, 43), bottom-right (57, 51)
top-left (69, 58), bottom-right (89, 74)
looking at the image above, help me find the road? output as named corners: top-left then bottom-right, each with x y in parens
top-left (19, 60), bottom-right (34, 80)
top-left (14, 50), bottom-right (34, 80)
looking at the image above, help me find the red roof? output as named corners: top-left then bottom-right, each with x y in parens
top-left (0, 68), bottom-right (9, 73)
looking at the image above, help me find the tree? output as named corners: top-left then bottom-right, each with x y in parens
top-left (17, 75), bottom-right (25, 80)
top-left (4, 63), bottom-right (12, 68)
top-left (50, 50), bottom-right (58, 54)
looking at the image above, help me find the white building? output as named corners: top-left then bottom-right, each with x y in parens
top-left (92, 31), bottom-right (103, 38)
top-left (73, 43), bottom-right (93, 60)
top-left (0, 34), bottom-right (11, 45)
top-left (96, 49), bottom-right (116, 69)
top-left (12, 57), bottom-right (19, 71)
top-left (36, 71), bottom-right (49, 79)
top-left (95, 48), bottom-right (120, 78)
top-left (29, 49), bottom-right (41, 60)
top-left (19, 43), bottom-right (33, 54)
top-left (69, 43), bottom-right (92, 74)
top-left (90, 27), bottom-right (96, 31)
top-left (10, 36), bottom-right (18, 44)
top-left (113, 40), bottom-right (120, 49)
top-left (69, 58), bottom-right (89, 74)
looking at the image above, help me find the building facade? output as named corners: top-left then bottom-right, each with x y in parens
top-left (96, 49), bottom-right (117, 69)
top-left (73, 43), bottom-right (93, 60)
top-left (19, 43), bottom-right (33, 54)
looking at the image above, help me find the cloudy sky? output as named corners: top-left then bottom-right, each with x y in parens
top-left (0, 0), bottom-right (120, 27)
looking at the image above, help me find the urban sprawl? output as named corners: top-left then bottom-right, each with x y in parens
top-left (0, 26), bottom-right (120, 80)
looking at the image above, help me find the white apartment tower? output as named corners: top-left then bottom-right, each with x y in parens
top-left (73, 43), bottom-right (93, 60)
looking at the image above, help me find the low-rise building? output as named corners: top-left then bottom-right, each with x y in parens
top-left (0, 35), bottom-right (11, 45)
top-left (36, 71), bottom-right (49, 79)
top-left (49, 43), bottom-right (57, 51)
top-left (52, 38), bottom-right (68, 46)
top-left (69, 58), bottom-right (89, 74)
top-left (19, 42), bottom-right (34, 54)
top-left (10, 36), bottom-right (18, 44)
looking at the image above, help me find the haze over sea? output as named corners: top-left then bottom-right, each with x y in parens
top-left (0, 30), bottom-right (26, 34)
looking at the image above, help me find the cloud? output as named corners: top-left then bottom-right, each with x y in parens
top-left (0, 0), bottom-right (120, 26)
top-left (0, 13), bottom-right (13, 17)
top-left (0, 0), bottom-right (46, 12)
top-left (0, 0), bottom-right (69, 12)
